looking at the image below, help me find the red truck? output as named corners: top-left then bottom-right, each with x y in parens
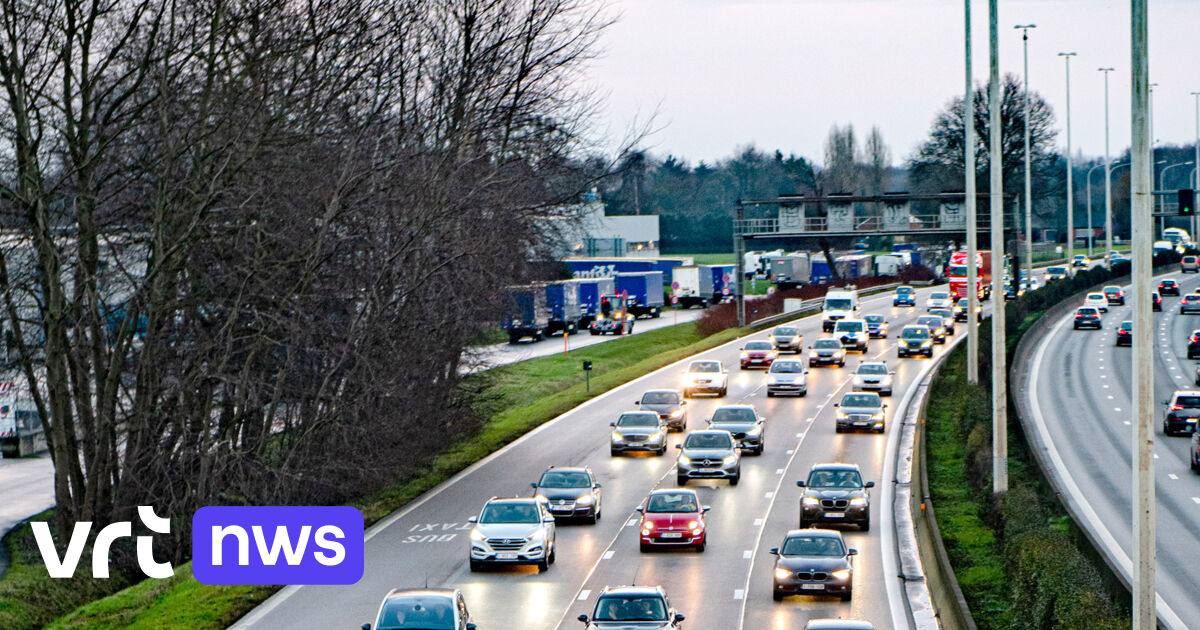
top-left (947, 250), bottom-right (991, 301)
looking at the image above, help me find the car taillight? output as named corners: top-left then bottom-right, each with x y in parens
top-left (1075, 313), bottom-right (1083, 318)
top-left (1193, 336), bottom-right (1199, 343)
top-left (1171, 404), bottom-right (1184, 411)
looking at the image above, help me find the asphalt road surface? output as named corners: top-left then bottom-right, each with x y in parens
top-left (1025, 267), bottom-right (1200, 630)
top-left (237, 284), bottom-right (985, 630)
top-left (0, 454), bottom-right (54, 576)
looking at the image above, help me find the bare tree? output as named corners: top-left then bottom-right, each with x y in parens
top-left (862, 126), bottom-right (891, 195)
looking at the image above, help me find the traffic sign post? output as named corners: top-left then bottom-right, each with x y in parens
top-left (582, 360), bottom-right (592, 392)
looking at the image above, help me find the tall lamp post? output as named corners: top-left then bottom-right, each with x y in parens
top-left (965, 0), bottom-right (979, 384)
top-left (1193, 91), bottom-right (1200, 240)
top-left (1100, 67), bottom-right (1115, 263)
top-left (1016, 24), bottom-right (1036, 284)
top-left (1060, 52), bottom-right (1077, 268)
top-left (989, 0), bottom-right (1007, 495)
top-left (1150, 82), bottom-right (1160, 234)
top-left (1086, 162), bottom-right (1125, 256)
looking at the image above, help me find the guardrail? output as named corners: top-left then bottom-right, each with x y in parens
top-left (748, 283), bottom-right (902, 329)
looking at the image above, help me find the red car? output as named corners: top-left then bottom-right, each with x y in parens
top-left (637, 489), bottom-right (709, 552)
top-left (740, 340), bottom-right (777, 369)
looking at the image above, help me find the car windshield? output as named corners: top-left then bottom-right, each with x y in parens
top-left (902, 327), bottom-right (930, 340)
top-left (931, 292), bottom-right (949, 300)
top-left (711, 407), bottom-right (757, 424)
top-left (864, 314), bottom-right (883, 324)
top-left (781, 535), bottom-right (846, 557)
top-left (773, 327), bottom-right (798, 337)
top-left (689, 362), bottom-right (720, 373)
top-left (1188, 296), bottom-right (1200, 302)
top-left (917, 316), bottom-right (943, 328)
top-left (641, 391), bottom-right (679, 405)
top-left (377, 596), bottom-right (456, 630)
top-left (825, 298), bottom-right (852, 310)
top-left (1078, 308), bottom-right (1098, 315)
top-left (645, 492), bottom-right (699, 513)
top-left (593, 596), bottom-right (667, 622)
top-left (1119, 322), bottom-right (1133, 331)
top-left (808, 469), bottom-right (864, 488)
top-left (835, 321), bottom-right (864, 332)
top-left (745, 341), bottom-right (772, 351)
top-left (1048, 267), bottom-right (1066, 274)
top-left (617, 413), bottom-right (659, 428)
top-left (896, 287), bottom-right (914, 295)
top-left (1104, 287), bottom-right (1120, 293)
top-left (479, 502), bottom-right (540, 524)
top-left (1176, 396), bottom-right (1200, 407)
top-left (946, 264), bottom-right (968, 276)
top-left (538, 471), bottom-right (591, 488)
top-left (684, 433), bottom-right (733, 449)
top-left (841, 393), bottom-right (880, 408)
top-left (814, 339), bottom-right (842, 349)
top-left (958, 299), bottom-right (969, 306)
top-left (1075, 255), bottom-right (1086, 260)
top-left (1087, 294), bottom-right (1104, 300)
top-left (770, 361), bottom-right (804, 373)
top-left (857, 363), bottom-right (888, 375)
top-left (930, 309), bottom-right (952, 318)
top-left (1163, 280), bottom-right (1177, 286)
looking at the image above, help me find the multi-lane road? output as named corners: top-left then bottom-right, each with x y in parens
top-left (0, 454), bottom-right (53, 575)
top-left (1023, 267), bottom-right (1200, 630)
top-left (237, 284), bottom-right (979, 629)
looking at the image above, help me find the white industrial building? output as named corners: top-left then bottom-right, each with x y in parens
top-left (542, 193), bottom-right (660, 258)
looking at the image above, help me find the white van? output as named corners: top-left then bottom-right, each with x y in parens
top-left (821, 288), bottom-right (860, 332)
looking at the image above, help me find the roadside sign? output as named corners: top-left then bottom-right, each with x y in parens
top-left (723, 287), bottom-right (731, 296)
top-left (671, 281), bottom-right (680, 291)
top-left (767, 287), bottom-right (776, 296)
top-left (671, 296), bottom-right (679, 305)
top-left (722, 273), bottom-right (732, 283)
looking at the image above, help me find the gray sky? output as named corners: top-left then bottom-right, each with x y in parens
top-left (588, 0), bottom-right (1200, 166)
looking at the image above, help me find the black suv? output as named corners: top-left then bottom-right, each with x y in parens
top-left (532, 467), bottom-right (602, 523)
top-left (1163, 391), bottom-right (1200, 436)
top-left (797, 463), bottom-right (875, 531)
top-left (1073, 307), bottom-right (1101, 330)
top-left (1159, 279), bottom-right (1181, 296)
top-left (578, 586), bottom-right (684, 629)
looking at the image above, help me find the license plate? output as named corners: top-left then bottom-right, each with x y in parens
top-left (497, 553), bottom-right (518, 560)
top-left (800, 584), bottom-right (824, 590)
top-left (660, 532), bottom-right (683, 539)
top-left (825, 512), bottom-right (845, 518)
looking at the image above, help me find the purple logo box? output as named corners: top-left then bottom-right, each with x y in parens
top-left (192, 506), bottom-right (364, 585)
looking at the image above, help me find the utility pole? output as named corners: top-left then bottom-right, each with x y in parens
top-left (965, 0), bottom-right (979, 384)
top-left (1101, 67), bottom-right (1115, 264)
top-left (735, 201), bottom-right (746, 327)
top-left (1060, 52), bottom-right (1076, 272)
top-left (989, 0), bottom-right (1007, 495)
top-left (1193, 92), bottom-right (1200, 241)
top-left (1130, 1), bottom-right (1155, 627)
top-left (1016, 24), bottom-right (1036, 284)
top-left (1150, 83), bottom-right (1159, 235)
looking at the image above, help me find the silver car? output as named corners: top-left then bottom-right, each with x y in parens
top-left (767, 359), bottom-right (808, 397)
top-left (834, 392), bottom-right (887, 434)
top-left (364, 588), bottom-right (476, 630)
top-left (676, 429), bottom-right (740, 485)
top-left (852, 361), bottom-right (893, 396)
top-left (925, 291), bottom-right (953, 311)
top-left (610, 411), bottom-right (668, 456)
top-left (468, 498), bottom-right (556, 572)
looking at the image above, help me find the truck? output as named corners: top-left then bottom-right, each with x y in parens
top-left (0, 381), bottom-right (45, 458)
top-left (946, 250), bottom-right (992, 301)
top-left (545, 280), bottom-right (582, 335)
top-left (672, 264), bottom-right (735, 308)
top-left (500, 284), bottom-right (551, 343)
top-left (563, 257), bottom-right (692, 281)
top-left (576, 277), bottom-right (615, 328)
top-left (589, 294), bottom-right (635, 335)
top-left (821, 287), bottom-right (860, 332)
top-left (614, 271), bottom-right (665, 318)
top-left (835, 253), bottom-right (873, 278)
top-left (768, 254), bottom-right (811, 290)
top-left (874, 254), bottom-right (906, 276)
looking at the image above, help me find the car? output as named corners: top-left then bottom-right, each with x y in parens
top-left (1073, 307), bottom-right (1102, 329)
top-left (766, 359), bottom-right (808, 397)
top-left (797, 463), bottom-right (874, 530)
top-left (897, 325), bottom-right (934, 358)
top-left (1183, 255), bottom-right (1199, 273)
top-left (532, 467), bottom-right (602, 523)
top-left (610, 411), bottom-right (668, 456)
top-left (637, 489), bottom-right (709, 552)
top-left (804, 621), bottom-right (876, 630)
top-left (635, 389), bottom-right (688, 431)
top-left (1163, 391), bottom-right (1200, 436)
top-left (1044, 266), bottom-right (1069, 282)
top-left (577, 586), bottom-right (684, 629)
top-left (770, 529), bottom-right (857, 601)
top-left (1189, 330), bottom-right (1200, 359)
top-left (706, 404), bottom-right (766, 455)
top-left (925, 291), bottom-right (953, 311)
top-left (1183, 294), bottom-right (1200, 315)
top-left (1102, 285), bottom-right (1126, 305)
top-left (928, 308), bottom-right (955, 334)
top-left (468, 497), bottom-right (556, 572)
top-left (893, 285), bottom-right (917, 307)
top-left (1115, 321), bottom-right (1133, 346)
top-left (863, 314), bottom-right (888, 338)
top-left (1109, 252), bottom-right (1130, 265)
top-left (954, 297), bottom-right (981, 322)
top-left (1083, 292), bottom-right (1109, 313)
top-left (675, 429), bottom-right (740, 485)
top-left (1159, 278), bottom-right (1181, 296)
top-left (682, 360), bottom-right (727, 397)
top-left (1152, 291), bottom-right (1163, 311)
top-left (1072, 254), bottom-right (1090, 268)
top-left (834, 391), bottom-right (887, 434)
top-left (740, 340), bottom-right (778, 369)
top-left (808, 338), bottom-right (846, 367)
top-left (833, 319), bottom-right (869, 353)
top-left (1192, 428), bottom-right (1200, 473)
top-left (1004, 282), bottom-right (1023, 301)
top-left (852, 361), bottom-right (893, 396)
top-left (769, 325), bottom-right (803, 353)
top-left (363, 588), bottom-right (476, 630)
top-left (916, 315), bottom-right (947, 344)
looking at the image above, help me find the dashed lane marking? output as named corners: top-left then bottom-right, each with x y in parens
top-left (734, 589), bottom-right (745, 600)
top-left (603, 550), bottom-right (615, 560)
top-left (743, 550), bottom-right (753, 559)
top-left (1169, 474), bottom-right (1179, 480)
top-left (578, 590), bottom-right (591, 601)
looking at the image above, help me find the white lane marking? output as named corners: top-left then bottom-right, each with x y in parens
top-left (734, 589), bottom-right (745, 600)
top-left (1124, 421), bottom-right (1132, 425)
top-left (806, 417), bottom-right (815, 422)
top-left (1169, 474), bottom-right (1179, 480)
top-left (578, 590), bottom-right (591, 601)
top-left (1192, 497), bottom-right (1200, 504)
top-left (743, 550), bottom-right (753, 559)
top-left (765, 492), bottom-right (774, 499)
top-left (1107, 395), bottom-right (1115, 400)
top-left (1104, 385), bottom-right (1110, 389)
top-left (785, 449), bottom-right (795, 455)
top-left (796, 432), bottom-right (804, 438)
top-left (1115, 408), bottom-right (1122, 412)
top-left (602, 550), bottom-right (615, 560)
top-left (625, 519), bottom-right (637, 527)
top-left (775, 468), bottom-right (784, 475)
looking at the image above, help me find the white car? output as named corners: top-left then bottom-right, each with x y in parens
top-left (925, 291), bottom-right (953, 311)
top-left (468, 497), bottom-right (556, 572)
top-left (1083, 292), bottom-right (1109, 313)
top-left (683, 360), bottom-right (728, 397)
top-left (852, 361), bottom-right (894, 396)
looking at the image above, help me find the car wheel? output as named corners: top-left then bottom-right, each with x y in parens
top-left (589, 510), bottom-right (599, 524)
top-left (730, 474), bottom-right (740, 486)
top-left (755, 445), bottom-right (764, 456)
top-left (677, 475), bottom-right (687, 486)
top-left (549, 543), bottom-right (556, 564)
top-left (657, 445), bottom-right (666, 456)
top-left (798, 515), bottom-right (807, 529)
top-left (772, 589), bottom-right (784, 602)
top-left (590, 330), bottom-right (599, 336)
top-left (839, 360), bottom-right (845, 367)
top-left (861, 515), bottom-right (871, 531)
top-left (640, 542), bottom-right (651, 553)
top-left (877, 424), bottom-right (886, 434)
top-left (719, 387), bottom-right (727, 397)
top-left (767, 391), bottom-right (775, 398)
top-left (611, 448), bottom-right (619, 457)
top-left (470, 560), bottom-right (483, 572)
top-left (683, 388), bottom-right (691, 398)
top-left (835, 425), bottom-right (844, 434)
top-left (697, 538), bottom-right (706, 553)
top-left (883, 390), bottom-right (892, 397)
top-left (809, 361), bottom-right (816, 368)
top-left (537, 557), bottom-right (549, 572)
top-left (840, 591), bottom-right (852, 602)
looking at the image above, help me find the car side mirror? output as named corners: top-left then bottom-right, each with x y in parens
top-left (769, 547), bottom-right (779, 555)
top-left (675, 444), bottom-right (682, 449)
top-left (362, 624), bottom-right (371, 630)
top-left (634, 400), bottom-right (641, 405)
top-left (467, 516), bottom-right (477, 523)
top-left (681, 401), bottom-right (688, 405)
top-left (704, 417), bottom-right (712, 424)
top-left (543, 515), bottom-right (556, 523)
top-left (740, 347), bottom-right (746, 351)
top-left (833, 403), bottom-right (839, 407)
top-left (467, 624), bottom-right (476, 630)
top-left (531, 482), bottom-right (538, 489)
top-left (804, 370), bottom-right (809, 374)
top-left (890, 371), bottom-right (896, 375)
top-left (796, 480), bottom-right (806, 487)
top-left (883, 403), bottom-right (889, 408)
top-left (674, 613), bottom-right (685, 623)
top-left (609, 422), bottom-right (615, 427)
top-left (578, 614), bottom-right (590, 624)
top-left (635, 506), bottom-right (644, 513)
top-left (594, 483), bottom-right (602, 489)
top-left (702, 505), bottom-right (711, 512)
top-left (848, 548), bottom-right (859, 556)
top-left (865, 481), bottom-right (876, 488)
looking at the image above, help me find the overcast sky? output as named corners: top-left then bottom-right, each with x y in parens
top-left (588, 0), bottom-right (1200, 167)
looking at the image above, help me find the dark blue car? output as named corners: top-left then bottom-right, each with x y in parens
top-left (893, 286), bottom-right (916, 307)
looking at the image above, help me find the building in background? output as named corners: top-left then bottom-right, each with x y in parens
top-left (543, 190), bottom-right (660, 258)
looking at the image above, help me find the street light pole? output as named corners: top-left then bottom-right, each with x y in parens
top-left (1088, 161), bottom-right (1130, 257)
top-left (1161, 161), bottom-right (1195, 220)
top-left (1193, 91), bottom-right (1200, 240)
top-left (1101, 67), bottom-right (1115, 263)
top-left (1060, 52), bottom-right (1077, 271)
top-left (1150, 82), bottom-right (1160, 234)
top-left (1016, 24), bottom-right (1036, 283)
top-left (965, 0), bottom-right (979, 384)
top-left (990, 0), bottom-right (1007, 495)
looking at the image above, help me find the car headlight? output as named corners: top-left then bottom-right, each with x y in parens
top-left (832, 569), bottom-right (851, 581)
top-left (525, 530), bottom-right (546, 542)
top-left (576, 495), bottom-right (594, 505)
top-left (747, 425), bottom-right (763, 436)
top-left (534, 494), bottom-right (547, 501)
top-left (809, 350), bottom-right (818, 357)
top-left (775, 568), bottom-right (792, 580)
top-left (802, 496), bottom-right (820, 506)
top-left (853, 376), bottom-right (865, 385)
top-left (740, 351), bottom-right (749, 359)
top-left (822, 313), bottom-right (831, 320)
top-left (678, 455), bottom-right (691, 466)
top-left (642, 520), bottom-right (654, 529)
top-left (650, 430), bottom-right (665, 441)
top-left (836, 411), bottom-right (848, 421)
top-left (470, 528), bottom-right (487, 541)
top-left (921, 340), bottom-right (933, 347)
top-left (611, 432), bottom-right (625, 441)
top-left (687, 520), bottom-right (699, 530)
top-left (849, 497), bottom-right (867, 507)
top-left (835, 350), bottom-right (845, 357)
top-left (595, 314), bottom-right (604, 320)
top-left (767, 376), bottom-right (778, 385)
top-left (722, 454), bottom-right (738, 465)
top-left (670, 408), bottom-right (683, 417)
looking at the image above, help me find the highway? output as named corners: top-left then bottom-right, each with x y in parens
top-left (237, 284), bottom-right (980, 630)
top-left (1022, 267), bottom-right (1200, 630)
top-left (0, 454), bottom-right (53, 576)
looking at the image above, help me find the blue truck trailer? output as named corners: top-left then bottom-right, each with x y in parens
top-left (545, 281), bottom-right (583, 335)
top-left (614, 271), bottom-right (665, 318)
top-left (564, 257), bottom-right (690, 281)
top-left (500, 285), bottom-right (550, 343)
top-left (575, 277), bottom-right (615, 327)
